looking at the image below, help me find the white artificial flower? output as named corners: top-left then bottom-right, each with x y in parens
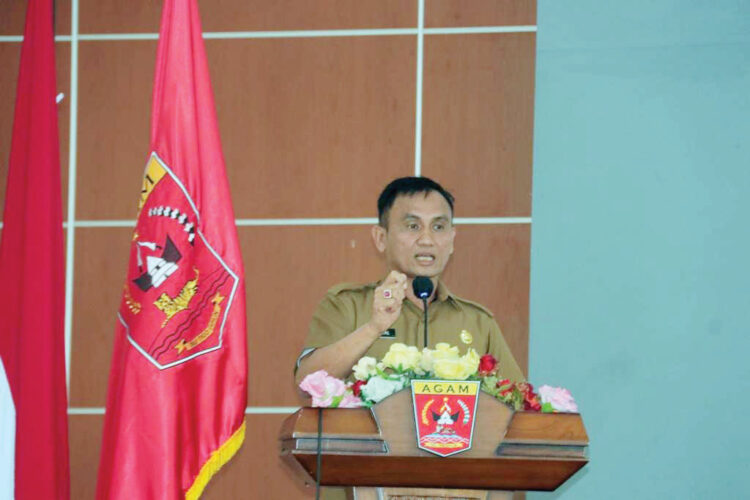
top-left (360, 376), bottom-right (405, 404)
top-left (352, 356), bottom-right (378, 381)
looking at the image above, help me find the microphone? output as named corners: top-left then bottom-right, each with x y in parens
top-left (412, 276), bottom-right (434, 300)
top-left (412, 277), bottom-right (434, 348)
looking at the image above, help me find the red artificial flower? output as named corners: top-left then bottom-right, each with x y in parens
top-left (478, 354), bottom-right (498, 376)
top-left (351, 379), bottom-right (366, 397)
top-left (524, 396), bottom-right (542, 412)
top-left (516, 382), bottom-right (534, 395)
top-left (496, 378), bottom-right (512, 389)
top-left (496, 379), bottom-right (513, 397)
top-left (516, 382), bottom-right (541, 411)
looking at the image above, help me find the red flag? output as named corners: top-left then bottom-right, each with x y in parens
top-left (96, 0), bottom-right (247, 497)
top-left (0, 0), bottom-right (70, 498)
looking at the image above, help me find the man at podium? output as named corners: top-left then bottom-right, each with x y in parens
top-left (296, 177), bottom-right (524, 384)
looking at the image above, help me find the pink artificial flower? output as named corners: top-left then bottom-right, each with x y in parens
top-left (337, 392), bottom-right (365, 408)
top-left (538, 385), bottom-right (578, 413)
top-left (299, 370), bottom-right (347, 407)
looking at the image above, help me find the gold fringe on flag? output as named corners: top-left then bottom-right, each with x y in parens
top-left (186, 421), bottom-right (246, 499)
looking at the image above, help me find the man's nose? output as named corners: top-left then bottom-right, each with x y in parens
top-left (416, 229), bottom-right (435, 245)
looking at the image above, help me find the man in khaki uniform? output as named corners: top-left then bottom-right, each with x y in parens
top-left (296, 177), bottom-right (524, 383)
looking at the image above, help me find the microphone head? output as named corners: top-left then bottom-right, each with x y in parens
top-left (412, 276), bottom-right (434, 300)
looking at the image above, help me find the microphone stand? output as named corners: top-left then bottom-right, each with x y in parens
top-left (422, 298), bottom-right (429, 348)
top-left (412, 276), bottom-right (434, 349)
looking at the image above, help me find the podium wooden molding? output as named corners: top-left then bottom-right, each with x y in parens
top-left (280, 389), bottom-right (588, 494)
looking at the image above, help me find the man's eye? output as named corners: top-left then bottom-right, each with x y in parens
top-left (433, 223), bottom-right (445, 231)
top-left (407, 223), bottom-right (420, 231)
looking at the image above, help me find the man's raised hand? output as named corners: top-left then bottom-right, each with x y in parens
top-left (369, 270), bottom-right (408, 332)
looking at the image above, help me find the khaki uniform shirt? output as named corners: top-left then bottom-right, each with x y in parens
top-left (301, 280), bottom-right (525, 382)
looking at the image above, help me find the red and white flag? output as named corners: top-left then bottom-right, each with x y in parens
top-left (0, 0), bottom-right (70, 498)
top-left (96, 0), bottom-right (247, 497)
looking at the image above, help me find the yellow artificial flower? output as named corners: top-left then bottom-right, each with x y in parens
top-left (459, 348), bottom-right (480, 376)
top-left (419, 347), bottom-right (434, 373)
top-left (382, 343), bottom-right (421, 371)
top-left (432, 347), bottom-right (480, 380)
top-left (433, 358), bottom-right (468, 380)
top-left (431, 343), bottom-right (460, 361)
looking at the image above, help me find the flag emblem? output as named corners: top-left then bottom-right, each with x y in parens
top-left (411, 380), bottom-right (481, 457)
top-left (119, 152), bottom-right (239, 370)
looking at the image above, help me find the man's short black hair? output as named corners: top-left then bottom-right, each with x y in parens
top-left (377, 176), bottom-right (455, 227)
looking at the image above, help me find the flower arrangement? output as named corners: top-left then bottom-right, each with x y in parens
top-left (299, 342), bottom-right (578, 413)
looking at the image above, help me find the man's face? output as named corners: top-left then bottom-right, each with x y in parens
top-left (372, 191), bottom-right (456, 279)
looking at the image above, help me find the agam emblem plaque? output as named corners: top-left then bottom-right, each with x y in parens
top-left (411, 380), bottom-right (480, 457)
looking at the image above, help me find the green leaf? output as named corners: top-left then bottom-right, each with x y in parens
top-left (541, 402), bottom-right (555, 413)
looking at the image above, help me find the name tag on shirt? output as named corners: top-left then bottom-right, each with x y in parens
top-left (380, 328), bottom-right (396, 339)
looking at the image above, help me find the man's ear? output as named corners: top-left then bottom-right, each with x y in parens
top-left (449, 226), bottom-right (456, 255)
top-left (371, 224), bottom-right (387, 253)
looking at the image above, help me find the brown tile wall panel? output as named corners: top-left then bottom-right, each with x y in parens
top-left (425, 0), bottom-right (536, 28)
top-left (421, 33), bottom-right (536, 217)
top-left (207, 37), bottom-right (415, 219)
top-left (242, 225), bottom-right (384, 406)
top-left (0, 42), bottom-right (71, 220)
top-left (202, 414), bottom-right (313, 499)
top-left (441, 225), bottom-right (530, 376)
top-left (69, 223), bottom-right (530, 405)
top-left (79, 0), bottom-right (416, 34)
top-left (69, 415), bottom-right (104, 500)
top-left (0, 0), bottom-right (71, 36)
top-left (70, 414), bottom-right (313, 499)
top-left (70, 227), bottom-right (132, 406)
top-left (242, 223), bottom-right (530, 405)
top-left (56, 44), bottom-right (71, 219)
top-left (76, 41), bottom-right (156, 220)
top-left (73, 415), bottom-right (527, 499)
top-left (0, 43), bottom-right (21, 220)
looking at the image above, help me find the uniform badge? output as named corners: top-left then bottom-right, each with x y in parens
top-left (118, 152), bottom-right (239, 370)
top-left (411, 380), bottom-right (480, 457)
top-left (380, 328), bottom-right (396, 339)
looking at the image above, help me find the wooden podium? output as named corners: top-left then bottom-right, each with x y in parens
top-left (280, 389), bottom-right (588, 499)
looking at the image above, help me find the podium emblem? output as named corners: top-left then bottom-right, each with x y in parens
top-left (411, 380), bottom-right (480, 457)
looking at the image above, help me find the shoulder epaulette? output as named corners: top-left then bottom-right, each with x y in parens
top-left (327, 282), bottom-right (375, 296)
top-left (451, 295), bottom-right (495, 318)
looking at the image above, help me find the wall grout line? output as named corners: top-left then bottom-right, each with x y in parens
top-left (245, 407), bottom-right (300, 415)
top-left (454, 217), bottom-right (532, 224)
top-left (3, 218), bottom-right (534, 229)
top-left (425, 26), bottom-right (537, 35)
top-left (201, 29), bottom-right (413, 39)
top-left (67, 406), bottom-right (300, 415)
top-left (0, 25), bottom-right (537, 43)
top-left (236, 217), bottom-right (378, 226)
top-left (68, 408), bottom-right (106, 415)
top-left (63, 217), bottom-right (531, 228)
top-left (73, 220), bottom-right (138, 227)
top-left (414, 0), bottom-right (425, 177)
top-left (63, 0), bottom-right (79, 399)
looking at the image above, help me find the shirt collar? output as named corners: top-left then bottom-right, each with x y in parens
top-left (435, 280), bottom-right (461, 310)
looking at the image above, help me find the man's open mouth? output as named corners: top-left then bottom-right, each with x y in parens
top-left (415, 254), bottom-right (435, 263)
